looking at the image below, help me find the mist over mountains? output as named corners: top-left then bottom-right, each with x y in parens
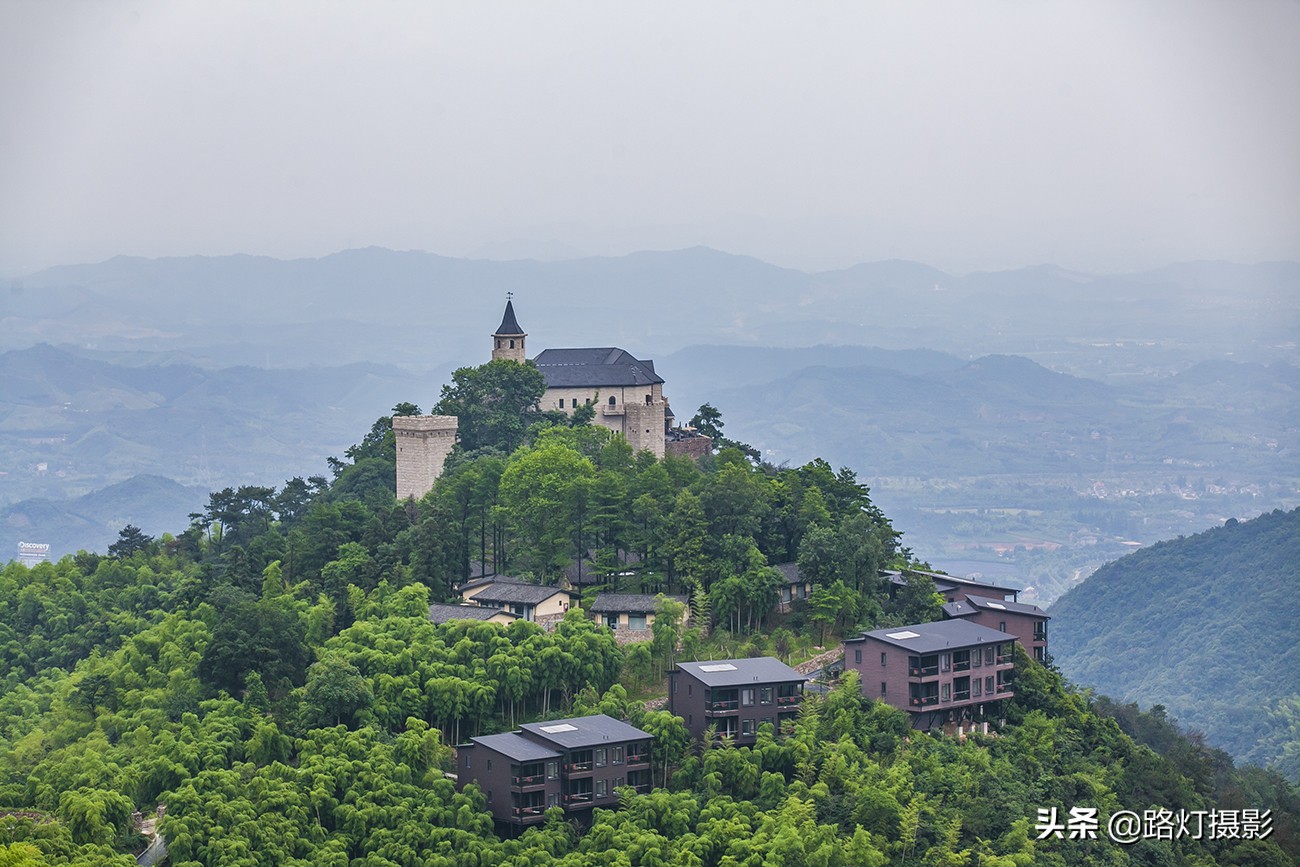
top-left (2, 248), bottom-right (1298, 596)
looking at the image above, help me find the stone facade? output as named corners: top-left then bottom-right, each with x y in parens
top-left (393, 415), bottom-right (459, 500)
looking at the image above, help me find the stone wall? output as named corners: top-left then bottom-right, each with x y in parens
top-left (393, 415), bottom-right (459, 500)
top-left (665, 433), bottom-right (712, 460)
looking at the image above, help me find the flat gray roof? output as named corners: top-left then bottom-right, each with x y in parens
top-left (675, 657), bottom-right (807, 687)
top-left (518, 714), bottom-right (651, 749)
top-left (850, 620), bottom-right (1016, 654)
top-left (964, 594), bottom-right (1048, 618)
top-left (470, 732), bottom-right (561, 762)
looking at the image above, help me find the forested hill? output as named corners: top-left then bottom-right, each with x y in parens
top-left (1051, 507), bottom-right (1300, 781)
top-left (0, 379), bottom-right (1297, 864)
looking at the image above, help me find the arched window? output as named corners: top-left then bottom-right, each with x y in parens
top-left (609, 396), bottom-right (617, 406)
top-left (509, 339), bottom-right (515, 349)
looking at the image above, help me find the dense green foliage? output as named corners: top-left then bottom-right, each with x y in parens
top-left (1, 388), bottom-right (1296, 865)
top-left (1051, 507), bottom-right (1300, 781)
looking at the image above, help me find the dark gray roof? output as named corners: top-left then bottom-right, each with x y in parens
top-left (589, 593), bottom-right (687, 614)
top-left (675, 657), bottom-right (807, 687)
top-left (494, 300), bottom-right (525, 336)
top-left (963, 594), bottom-right (1048, 619)
top-left (882, 569), bottom-right (1021, 597)
top-left (460, 573), bottom-right (526, 593)
top-left (472, 583), bottom-right (569, 606)
top-left (773, 563), bottom-right (805, 584)
top-left (849, 620), bottom-right (1015, 654)
top-left (470, 732), bottom-right (560, 762)
top-left (428, 603), bottom-right (514, 624)
top-left (518, 714), bottom-right (651, 749)
top-left (533, 347), bottom-right (665, 388)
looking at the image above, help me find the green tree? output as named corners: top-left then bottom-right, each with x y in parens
top-left (432, 359), bottom-right (547, 452)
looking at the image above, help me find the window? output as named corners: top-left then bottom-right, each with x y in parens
top-left (984, 646), bottom-right (995, 666)
top-left (760, 687), bottom-right (773, 704)
top-left (671, 677), bottom-right (677, 694)
top-left (465, 755), bottom-right (471, 769)
top-left (616, 777), bottom-right (625, 788)
top-left (854, 649), bottom-right (862, 664)
top-left (881, 681), bottom-right (887, 696)
top-left (629, 614), bottom-right (647, 630)
top-left (940, 653), bottom-right (950, 672)
top-left (595, 748), bottom-right (606, 768)
top-left (509, 339), bottom-right (515, 348)
top-left (973, 649), bottom-right (982, 668)
top-left (487, 789), bottom-right (493, 803)
top-left (741, 718), bottom-right (755, 736)
top-left (547, 793), bottom-right (559, 808)
top-left (881, 652), bottom-right (887, 667)
top-left (999, 620), bottom-right (1007, 632)
top-left (742, 688), bottom-right (755, 706)
top-left (546, 761), bottom-right (558, 780)
top-left (609, 396), bottom-right (617, 405)
top-left (645, 394), bottom-right (652, 404)
top-left (559, 398), bottom-right (565, 408)
top-left (1034, 646), bottom-right (1045, 662)
top-left (487, 759), bottom-right (492, 771)
top-left (612, 745), bottom-right (623, 764)
top-left (973, 678), bottom-right (982, 697)
top-left (941, 683), bottom-right (950, 703)
top-left (596, 779), bottom-right (607, 797)
top-left (985, 676), bottom-right (994, 694)
top-left (687, 683), bottom-right (691, 695)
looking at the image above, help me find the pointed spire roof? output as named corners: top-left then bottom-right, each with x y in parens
top-left (494, 299), bottom-right (525, 336)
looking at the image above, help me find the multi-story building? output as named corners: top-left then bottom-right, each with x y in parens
top-left (457, 714), bottom-right (653, 827)
top-left (844, 620), bottom-right (1016, 734)
top-left (669, 658), bottom-right (807, 745)
top-left (882, 568), bottom-right (1022, 603)
top-left (942, 594), bottom-right (1050, 661)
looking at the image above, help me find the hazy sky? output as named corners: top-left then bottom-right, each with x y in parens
top-left (2, 1), bottom-right (1297, 274)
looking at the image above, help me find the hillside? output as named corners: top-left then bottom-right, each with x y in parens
top-left (0, 407), bottom-right (1295, 865)
top-left (1051, 507), bottom-right (1300, 780)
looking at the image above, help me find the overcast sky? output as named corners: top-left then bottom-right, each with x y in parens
top-left (1, 1), bottom-right (1297, 275)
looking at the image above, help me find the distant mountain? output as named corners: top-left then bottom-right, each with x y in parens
top-left (0, 344), bottom-right (438, 507)
top-left (7, 248), bottom-right (1297, 371)
top-left (0, 474), bottom-right (208, 559)
top-left (1050, 508), bottom-right (1300, 779)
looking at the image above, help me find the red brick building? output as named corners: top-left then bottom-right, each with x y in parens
top-left (669, 658), bottom-right (807, 745)
top-left (942, 594), bottom-right (1050, 661)
top-left (457, 714), bottom-right (652, 827)
top-left (844, 620), bottom-right (1016, 734)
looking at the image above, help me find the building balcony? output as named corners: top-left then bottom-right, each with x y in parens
top-left (511, 806), bottom-right (546, 820)
top-left (909, 695), bottom-right (939, 707)
top-left (601, 404), bottom-right (625, 416)
top-left (954, 690), bottom-right (971, 702)
top-left (512, 774), bottom-right (546, 788)
top-left (628, 784), bottom-right (651, 795)
top-left (775, 694), bottom-right (802, 706)
top-left (996, 685), bottom-right (1014, 695)
top-left (909, 667), bottom-right (939, 678)
top-left (626, 752), bottom-right (650, 767)
top-left (563, 792), bottom-right (594, 806)
top-left (708, 699), bottom-right (739, 711)
top-left (565, 761), bottom-right (593, 775)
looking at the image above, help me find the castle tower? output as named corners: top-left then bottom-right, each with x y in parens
top-left (491, 298), bottom-right (527, 363)
top-left (393, 415), bottom-right (459, 500)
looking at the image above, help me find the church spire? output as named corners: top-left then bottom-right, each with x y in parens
top-left (491, 296), bottom-right (527, 363)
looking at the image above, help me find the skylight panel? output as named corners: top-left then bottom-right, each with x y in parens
top-left (699, 663), bottom-right (738, 672)
top-left (986, 602), bottom-right (1006, 610)
top-left (540, 724), bottom-right (578, 733)
top-left (886, 630), bottom-right (921, 640)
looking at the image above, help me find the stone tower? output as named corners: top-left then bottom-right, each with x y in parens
top-left (491, 298), bottom-right (527, 363)
top-left (393, 415), bottom-right (459, 500)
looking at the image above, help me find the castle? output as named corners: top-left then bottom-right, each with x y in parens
top-left (396, 300), bottom-right (705, 499)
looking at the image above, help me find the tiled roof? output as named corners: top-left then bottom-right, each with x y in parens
top-left (589, 593), bottom-right (687, 614)
top-left (675, 657), bottom-right (807, 687)
top-left (773, 562), bottom-right (804, 584)
top-left (533, 347), bottom-right (665, 388)
top-left (428, 603), bottom-right (513, 624)
top-left (471, 583), bottom-right (569, 606)
top-left (850, 620), bottom-right (1016, 654)
top-left (518, 714), bottom-right (651, 749)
